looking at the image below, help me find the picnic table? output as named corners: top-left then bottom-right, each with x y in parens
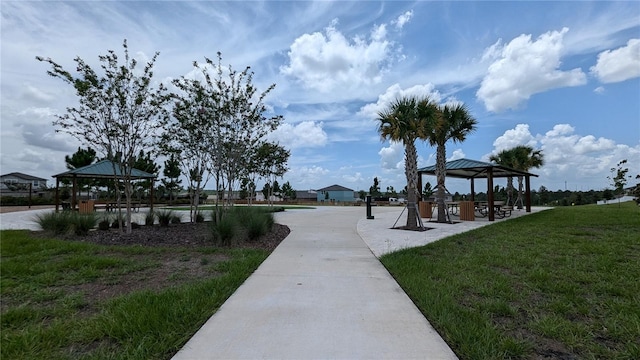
top-left (475, 201), bottom-right (513, 218)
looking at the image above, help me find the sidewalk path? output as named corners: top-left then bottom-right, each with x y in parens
top-left (172, 207), bottom-right (457, 359)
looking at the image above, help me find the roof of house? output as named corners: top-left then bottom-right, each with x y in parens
top-left (295, 190), bottom-right (317, 199)
top-left (0, 172), bottom-right (47, 181)
top-left (418, 158), bottom-right (538, 179)
top-left (316, 184), bottom-right (355, 192)
top-left (53, 159), bottom-right (156, 179)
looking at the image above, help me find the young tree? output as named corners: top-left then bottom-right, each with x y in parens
top-left (64, 146), bottom-right (97, 198)
top-left (281, 181), bottom-right (294, 201)
top-left (132, 150), bottom-right (160, 202)
top-left (38, 40), bottom-right (170, 233)
top-left (168, 52), bottom-right (284, 220)
top-left (608, 159), bottom-right (631, 206)
top-left (422, 181), bottom-right (434, 199)
top-left (369, 177), bottom-right (381, 197)
top-left (256, 142), bottom-right (289, 206)
top-left (162, 153), bottom-right (182, 205)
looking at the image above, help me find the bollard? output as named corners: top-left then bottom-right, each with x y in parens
top-left (366, 195), bottom-right (374, 219)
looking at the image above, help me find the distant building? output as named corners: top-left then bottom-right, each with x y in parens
top-left (295, 190), bottom-right (317, 202)
top-left (0, 172), bottom-right (48, 198)
top-left (316, 184), bottom-right (357, 203)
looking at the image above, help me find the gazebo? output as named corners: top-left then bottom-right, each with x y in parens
top-left (53, 159), bottom-right (157, 212)
top-left (417, 158), bottom-right (538, 221)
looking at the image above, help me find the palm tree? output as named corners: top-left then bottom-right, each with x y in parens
top-left (423, 103), bottom-right (478, 223)
top-left (512, 146), bottom-right (544, 209)
top-left (377, 96), bottom-right (432, 229)
top-left (489, 149), bottom-right (517, 206)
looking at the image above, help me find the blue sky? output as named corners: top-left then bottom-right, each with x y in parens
top-left (2, 1), bottom-right (639, 194)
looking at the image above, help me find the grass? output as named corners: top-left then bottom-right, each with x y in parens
top-left (381, 201), bottom-right (640, 359)
top-left (0, 230), bottom-right (270, 359)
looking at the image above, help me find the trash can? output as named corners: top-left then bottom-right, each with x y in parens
top-left (419, 201), bottom-right (432, 218)
top-left (459, 201), bottom-right (475, 221)
top-left (79, 200), bottom-right (95, 214)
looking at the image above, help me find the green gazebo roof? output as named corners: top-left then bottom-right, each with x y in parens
top-left (53, 160), bottom-right (156, 179)
top-left (418, 158), bottom-right (537, 179)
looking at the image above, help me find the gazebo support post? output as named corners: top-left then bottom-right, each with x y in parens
top-left (150, 179), bottom-right (155, 212)
top-left (72, 175), bottom-right (77, 211)
top-left (470, 178), bottom-right (475, 202)
top-left (525, 175), bottom-right (532, 213)
top-left (487, 168), bottom-right (495, 221)
top-left (55, 178), bottom-right (60, 212)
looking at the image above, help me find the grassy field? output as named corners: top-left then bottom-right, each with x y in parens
top-left (381, 201), bottom-right (640, 359)
top-left (0, 230), bottom-right (270, 359)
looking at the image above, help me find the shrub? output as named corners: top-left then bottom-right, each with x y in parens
top-left (72, 213), bottom-right (98, 235)
top-left (210, 215), bottom-right (236, 246)
top-left (131, 222), bottom-right (140, 230)
top-left (246, 216), bottom-right (267, 241)
top-left (98, 217), bottom-right (111, 231)
top-left (156, 210), bottom-right (174, 227)
top-left (207, 206), bottom-right (277, 244)
top-left (171, 214), bottom-right (182, 224)
top-left (195, 212), bottom-right (205, 223)
top-left (35, 211), bottom-right (71, 235)
top-left (145, 212), bottom-right (155, 226)
top-left (35, 211), bottom-right (97, 236)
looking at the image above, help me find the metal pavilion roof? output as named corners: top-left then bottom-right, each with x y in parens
top-left (417, 158), bottom-right (538, 179)
top-left (53, 159), bottom-right (156, 179)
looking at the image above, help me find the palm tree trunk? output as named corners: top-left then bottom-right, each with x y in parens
top-left (436, 143), bottom-right (447, 223)
top-left (404, 141), bottom-right (418, 229)
top-left (507, 176), bottom-right (514, 206)
top-left (515, 176), bottom-right (524, 209)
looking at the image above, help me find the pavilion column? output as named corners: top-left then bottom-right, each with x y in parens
top-left (150, 179), bottom-right (155, 211)
top-left (72, 175), bottom-right (77, 210)
top-left (55, 178), bottom-right (60, 212)
top-left (487, 168), bottom-right (495, 221)
top-left (525, 175), bottom-right (532, 213)
top-left (470, 178), bottom-right (475, 201)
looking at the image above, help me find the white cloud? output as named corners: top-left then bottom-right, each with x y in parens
top-left (491, 124), bottom-right (537, 153)
top-left (485, 123), bottom-right (639, 191)
top-left (448, 149), bottom-right (466, 161)
top-left (342, 172), bottom-right (364, 183)
top-left (280, 19), bottom-right (394, 92)
top-left (594, 86), bottom-right (605, 94)
top-left (358, 83), bottom-right (442, 119)
top-left (590, 38), bottom-right (640, 83)
top-left (269, 121), bottom-right (328, 149)
top-left (392, 10), bottom-right (413, 30)
top-left (378, 141), bottom-right (404, 170)
top-left (15, 107), bottom-right (78, 152)
top-left (477, 28), bottom-right (587, 112)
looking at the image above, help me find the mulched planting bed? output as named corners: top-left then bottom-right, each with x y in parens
top-left (37, 221), bottom-right (290, 251)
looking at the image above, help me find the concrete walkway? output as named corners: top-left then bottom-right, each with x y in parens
top-left (172, 206), bottom-right (457, 359)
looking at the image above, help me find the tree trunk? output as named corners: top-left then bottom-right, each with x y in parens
top-left (436, 144), bottom-right (447, 223)
top-left (516, 176), bottom-right (524, 209)
top-left (404, 140), bottom-right (418, 229)
top-left (507, 176), bottom-right (514, 206)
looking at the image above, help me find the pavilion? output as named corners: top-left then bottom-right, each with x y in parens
top-left (417, 158), bottom-right (538, 221)
top-left (53, 160), bottom-right (157, 212)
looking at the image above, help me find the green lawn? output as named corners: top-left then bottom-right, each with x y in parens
top-left (381, 201), bottom-right (640, 359)
top-left (0, 231), bottom-right (269, 359)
